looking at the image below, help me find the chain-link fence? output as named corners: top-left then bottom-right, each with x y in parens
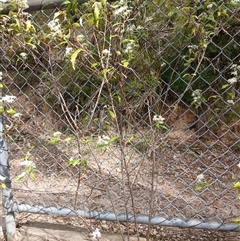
top-left (1, 0), bottom-right (240, 239)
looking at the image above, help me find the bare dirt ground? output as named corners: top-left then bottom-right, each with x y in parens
top-left (13, 214), bottom-right (240, 241)
top-left (8, 126), bottom-right (240, 219)
top-left (6, 123), bottom-right (240, 240)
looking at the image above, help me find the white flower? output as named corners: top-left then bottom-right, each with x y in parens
top-left (136, 26), bottom-right (144, 30)
top-left (229, 64), bottom-right (240, 80)
top-left (227, 77), bottom-right (238, 85)
top-left (2, 95), bottom-right (17, 103)
top-left (231, 71), bottom-right (238, 76)
top-left (13, 113), bottom-right (22, 118)
top-left (188, 44), bottom-right (198, 50)
top-left (21, 11), bottom-right (32, 18)
top-left (145, 17), bottom-right (153, 22)
top-left (47, 19), bottom-right (61, 35)
top-left (20, 52), bottom-right (27, 60)
top-left (196, 173), bottom-right (204, 183)
top-left (231, 64), bottom-right (237, 69)
top-left (124, 41), bottom-right (136, 54)
top-left (153, 115), bottom-right (165, 124)
top-left (65, 47), bottom-right (73, 57)
top-left (76, 34), bottom-right (85, 43)
top-left (192, 89), bottom-right (202, 97)
top-left (231, 0), bottom-right (240, 4)
top-left (114, 6), bottom-right (128, 16)
top-left (20, 161), bottom-right (36, 168)
top-left (227, 99), bottom-right (234, 105)
top-left (53, 131), bottom-right (62, 137)
top-left (0, 72), bottom-right (2, 81)
top-left (230, 64), bottom-right (240, 71)
top-left (126, 24), bottom-right (136, 33)
top-left (102, 49), bottom-right (111, 56)
top-left (161, 62), bottom-right (166, 68)
top-left (0, 175), bottom-right (6, 181)
top-left (112, 0), bottom-right (132, 17)
top-left (207, 4), bottom-right (213, 9)
top-left (79, 17), bottom-right (83, 27)
top-left (14, 0), bottom-right (29, 10)
top-left (237, 162), bottom-right (240, 169)
top-left (92, 228), bottom-right (101, 239)
top-left (97, 135), bottom-right (110, 145)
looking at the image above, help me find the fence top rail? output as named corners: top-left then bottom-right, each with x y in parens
top-left (0, 0), bottom-right (86, 13)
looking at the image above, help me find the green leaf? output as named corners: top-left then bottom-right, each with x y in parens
top-left (6, 108), bottom-right (16, 115)
top-left (91, 62), bottom-right (98, 68)
top-left (25, 20), bottom-right (35, 32)
top-left (232, 218), bottom-right (240, 224)
top-left (183, 73), bottom-right (191, 78)
top-left (0, 106), bottom-right (4, 114)
top-left (46, 137), bottom-right (60, 145)
top-left (221, 84), bottom-right (229, 89)
top-left (125, 136), bottom-right (134, 145)
top-left (108, 136), bottom-right (119, 144)
top-left (218, 9), bottom-right (229, 18)
top-left (101, 0), bottom-right (106, 7)
top-left (93, 3), bottom-right (100, 27)
top-left (82, 159), bottom-right (88, 170)
top-left (1, 183), bottom-right (6, 189)
top-left (122, 38), bottom-right (133, 44)
top-left (64, 137), bottom-right (72, 143)
top-left (0, 83), bottom-right (3, 88)
top-left (208, 95), bottom-right (219, 100)
top-left (54, 11), bottom-right (66, 19)
top-left (24, 154), bottom-right (29, 161)
top-left (195, 184), bottom-right (202, 191)
top-left (30, 172), bottom-right (36, 180)
top-left (67, 159), bottom-right (81, 166)
top-left (122, 60), bottom-right (129, 67)
top-left (15, 18), bottom-right (21, 31)
top-left (97, 143), bottom-right (108, 148)
top-left (71, 49), bottom-right (82, 70)
top-left (61, 0), bottom-right (71, 5)
top-left (15, 172), bottom-right (26, 182)
top-left (84, 138), bottom-right (90, 145)
top-left (72, 22), bottom-right (80, 28)
top-left (234, 181), bottom-right (240, 189)
top-left (160, 124), bottom-right (168, 130)
top-left (109, 110), bottom-right (116, 119)
top-left (203, 181), bottom-right (210, 187)
top-left (167, 10), bottom-right (175, 17)
top-left (182, 7), bottom-right (193, 13)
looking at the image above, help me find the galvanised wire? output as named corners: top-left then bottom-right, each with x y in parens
top-left (1, 0), bottom-right (240, 238)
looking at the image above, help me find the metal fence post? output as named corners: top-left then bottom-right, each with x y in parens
top-left (0, 115), bottom-right (16, 239)
top-left (0, 0), bottom-right (86, 13)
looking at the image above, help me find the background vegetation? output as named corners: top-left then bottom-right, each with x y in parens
top-left (1, 0), bottom-right (240, 133)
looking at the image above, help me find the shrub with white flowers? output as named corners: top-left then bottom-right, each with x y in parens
top-left (153, 115), bottom-right (167, 130)
top-left (191, 89), bottom-right (206, 109)
top-left (195, 173), bottom-right (210, 191)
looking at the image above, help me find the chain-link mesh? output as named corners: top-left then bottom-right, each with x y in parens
top-left (1, 0), bottom-right (240, 234)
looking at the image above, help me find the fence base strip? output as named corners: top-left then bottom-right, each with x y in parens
top-left (9, 203), bottom-right (240, 232)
